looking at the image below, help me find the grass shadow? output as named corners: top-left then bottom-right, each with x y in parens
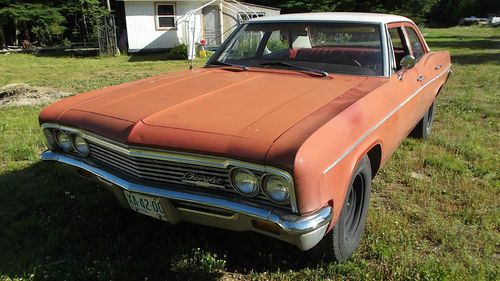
top-left (427, 38), bottom-right (499, 50)
top-left (425, 35), bottom-right (500, 40)
top-left (451, 52), bottom-right (500, 65)
top-left (128, 53), bottom-right (187, 63)
top-left (0, 161), bottom-right (321, 280)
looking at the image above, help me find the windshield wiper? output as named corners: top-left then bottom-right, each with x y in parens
top-left (208, 61), bottom-right (249, 71)
top-left (259, 62), bottom-right (330, 78)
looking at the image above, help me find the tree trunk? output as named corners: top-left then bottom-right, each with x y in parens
top-left (22, 21), bottom-right (30, 41)
top-left (82, 12), bottom-right (88, 44)
top-left (0, 26), bottom-right (5, 49)
top-left (14, 18), bottom-right (19, 45)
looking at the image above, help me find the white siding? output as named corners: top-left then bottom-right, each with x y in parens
top-left (125, 1), bottom-right (203, 52)
top-left (124, 1), bottom-right (280, 53)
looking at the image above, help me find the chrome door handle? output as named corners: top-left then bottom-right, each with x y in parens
top-left (435, 64), bottom-right (443, 69)
top-left (417, 75), bottom-right (425, 81)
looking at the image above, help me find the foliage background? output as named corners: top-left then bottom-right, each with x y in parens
top-left (248, 0), bottom-right (499, 26)
top-left (0, 0), bottom-right (108, 48)
top-left (0, 0), bottom-right (499, 48)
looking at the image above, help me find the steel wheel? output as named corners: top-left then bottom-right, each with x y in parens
top-left (344, 174), bottom-right (365, 240)
top-left (312, 155), bottom-right (372, 262)
top-left (410, 102), bottom-right (436, 140)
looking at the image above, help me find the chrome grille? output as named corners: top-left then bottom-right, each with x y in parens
top-left (88, 142), bottom-right (237, 192)
top-left (87, 142), bottom-right (272, 204)
top-left (40, 123), bottom-right (296, 212)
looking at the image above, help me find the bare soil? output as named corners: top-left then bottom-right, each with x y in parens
top-left (0, 83), bottom-right (72, 107)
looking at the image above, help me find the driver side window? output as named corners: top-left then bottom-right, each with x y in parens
top-left (405, 27), bottom-right (425, 60)
top-left (389, 27), bottom-right (409, 70)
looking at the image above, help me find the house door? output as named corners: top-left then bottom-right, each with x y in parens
top-left (202, 5), bottom-right (221, 47)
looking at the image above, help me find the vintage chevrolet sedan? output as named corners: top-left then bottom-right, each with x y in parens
top-left (39, 13), bottom-right (451, 261)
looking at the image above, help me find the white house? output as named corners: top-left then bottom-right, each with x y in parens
top-left (118, 0), bottom-right (280, 53)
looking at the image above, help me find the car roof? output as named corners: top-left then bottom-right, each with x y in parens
top-left (248, 12), bottom-right (414, 25)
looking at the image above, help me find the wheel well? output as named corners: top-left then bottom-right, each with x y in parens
top-left (435, 85), bottom-right (444, 97)
top-left (366, 144), bottom-right (382, 178)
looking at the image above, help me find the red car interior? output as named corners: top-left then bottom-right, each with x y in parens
top-left (290, 47), bottom-right (383, 71)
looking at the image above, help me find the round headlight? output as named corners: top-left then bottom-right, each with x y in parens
top-left (43, 129), bottom-right (57, 150)
top-left (262, 174), bottom-right (290, 204)
top-left (229, 168), bottom-right (259, 197)
top-left (73, 135), bottom-right (89, 156)
top-left (56, 130), bottom-right (73, 152)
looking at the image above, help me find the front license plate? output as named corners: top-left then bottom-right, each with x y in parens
top-left (123, 191), bottom-right (167, 221)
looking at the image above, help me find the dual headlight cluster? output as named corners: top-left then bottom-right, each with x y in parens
top-left (43, 128), bottom-right (90, 157)
top-left (229, 168), bottom-right (291, 204)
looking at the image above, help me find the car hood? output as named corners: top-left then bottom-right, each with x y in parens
top-left (42, 68), bottom-right (375, 166)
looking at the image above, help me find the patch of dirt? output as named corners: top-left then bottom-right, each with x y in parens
top-left (0, 83), bottom-right (72, 107)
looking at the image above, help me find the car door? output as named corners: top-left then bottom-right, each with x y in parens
top-left (405, 25), bottom-right (451, 116)
top-left (403, 25), bottom-right (436, 121)
top-left (386, 22), bottom-right (424, 141)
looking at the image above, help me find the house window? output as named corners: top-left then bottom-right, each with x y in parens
top-left (156, 3), bottom-right (175, 30)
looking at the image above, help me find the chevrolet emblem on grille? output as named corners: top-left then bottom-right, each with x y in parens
top-left (182, 173), bottom-right (226, 188)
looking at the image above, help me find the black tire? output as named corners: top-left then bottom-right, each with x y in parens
top-left (313, 156), bottom-right (372, 262)
top-left (410, 102), bottom-right (435, 140)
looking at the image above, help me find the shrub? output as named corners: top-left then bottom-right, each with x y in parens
top-left (165, 44), bottom-right (188, 60)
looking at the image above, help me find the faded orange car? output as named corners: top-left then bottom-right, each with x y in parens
top-left (39, 13), bottom-right (451, 261)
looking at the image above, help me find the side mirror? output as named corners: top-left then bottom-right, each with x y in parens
top-left (397, 55), bottom-right (416, 80)
top-left (400, 55), bottom-right (416, 70)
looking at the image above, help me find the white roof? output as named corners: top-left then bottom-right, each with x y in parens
top-left (249, 12), bottom-right (413, 24)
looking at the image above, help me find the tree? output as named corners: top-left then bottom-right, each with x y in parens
top-left (0, 0), bottom-right (108, 47)
top-left (0, 4), bottom-right (65, 46)
top-left (280, 0), bottom-right (339, 13)
top-left (429, 0), bottom-right (500, 26)
top-left (0, 4), bottom-right (66, 45)
top-left (245, 0), bottom-right (468, 24)
top-left (61, 0), bottom-right (108, 43)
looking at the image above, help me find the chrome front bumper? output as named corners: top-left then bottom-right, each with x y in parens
top-left (41, 150), bottom-right (332, 250)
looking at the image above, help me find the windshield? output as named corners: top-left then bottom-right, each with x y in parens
top-left (209, 22), bottom-right (384, 76)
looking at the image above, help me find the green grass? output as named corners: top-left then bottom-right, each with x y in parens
top-left (0, 53), bottom-right (206, 93)
top-left (0, 27), bottom-right (499, 280)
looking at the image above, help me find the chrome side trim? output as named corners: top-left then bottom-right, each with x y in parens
top-left (41, 150), bottom-right (331, 237)
top-left (40, 124), bottom-right (298, 212)
top-left (323, 65), bottom-right (451, 174)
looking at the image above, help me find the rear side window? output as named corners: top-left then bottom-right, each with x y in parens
top-left (405, 28), bottom-right (425, 59)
